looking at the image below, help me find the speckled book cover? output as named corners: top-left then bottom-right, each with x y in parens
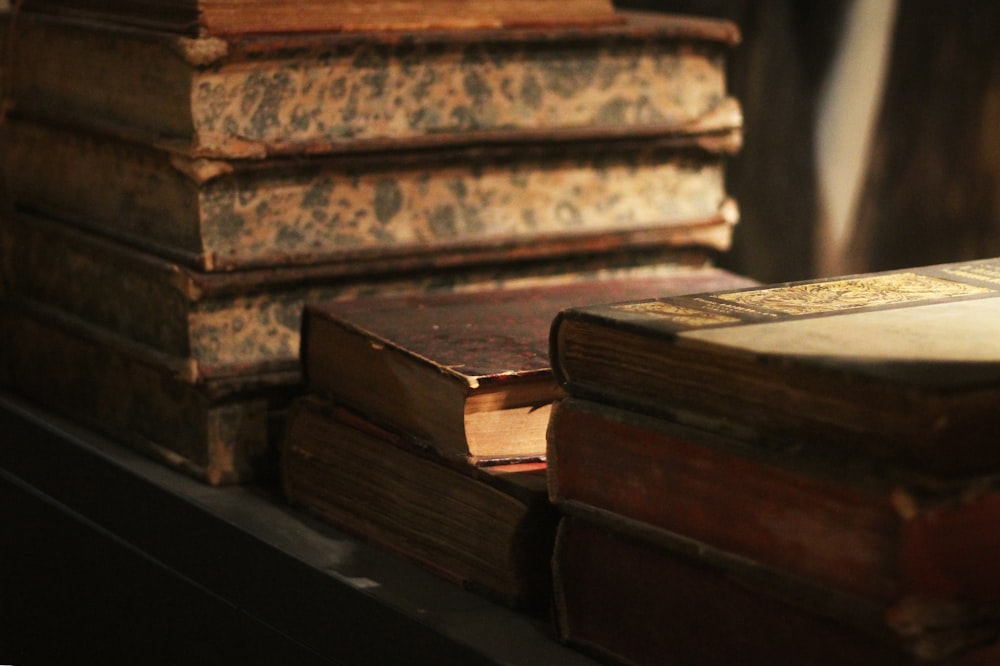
top-left (5, 11), bottom-right (740, 157)
top-left (7, 119), bottom-right (738, 271)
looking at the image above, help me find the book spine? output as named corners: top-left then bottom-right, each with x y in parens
top-left (8, 14), bottom-right (198, 141)
top-left (17, 0), bottom-right (198, 34)
top-left (2, 214), bottom-right (200, 359)
top-left (0, 303), bottom-right (294, 484)
top-left (4, 119), bottom-right (206, 261)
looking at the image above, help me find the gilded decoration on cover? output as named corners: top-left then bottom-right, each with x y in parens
top-left (610, 301), bottom-right (739, 327)
top-left (714, 273), bottom-right (992, 316)
top-left (941, 260), bottom-right (1000, 287)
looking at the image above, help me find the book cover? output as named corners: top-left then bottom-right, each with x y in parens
top-left (548, 396), bottom-right (1000, 606)
top-left (0, 301), bottom-right (299, 485)
top-left (550, 258), bottom-right (1000, 475)
top-left (281, 394), bottom-right (556, 609)
top-left (4, 11), bottom-right (740, 158)
top-left (19, 0), bottom-right (621, 36)
top-left (302, 268), bottom-right (756, 464)
top-left (6, 118), bottom-right (738, 271)
top-left (552, 514), bottom-right (1000, 665)
top-left (2, 211), bottom-right (726, 380)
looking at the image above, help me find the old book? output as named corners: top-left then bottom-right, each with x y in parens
top-left (301, 268), bottom-right (756, 464)
top-left (552, 514), bottom-right (1000, 665)
top-left (18, 0), bottom-right (620, 36)
top-left (2, 211), bottom-right (726, 381)
top-left (6, 118), bottom-right (738, 271)
top-left (550, 257), bottom-right (1000, 475)
top-left (548, 396), bottom-right (1000, 607)
top-left (3, 11), bottom-right (741, 158)
top-left (0, 301), bottom-right (298, 485)
top-left (280, 394), bottom-right (556, 609)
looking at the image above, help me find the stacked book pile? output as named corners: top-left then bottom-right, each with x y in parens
top-left (546, 257), bottom-right (1000, 664)
top-left (0, 1), bottom-right (744, 484)
top-left (281, 270), bottom-right (755, 608)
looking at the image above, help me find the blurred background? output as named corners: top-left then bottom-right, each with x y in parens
top-left (618, 0), bottom-right (1000, 283)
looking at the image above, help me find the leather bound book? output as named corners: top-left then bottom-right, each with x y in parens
top-left (551, 257), bottom-right (1000, 475)
top-left (3, 11), bottom-right (741, 158)
top-left (301, 268), bottom-right (755, 464)
top-left (18, 0), bottom-right (622, 36)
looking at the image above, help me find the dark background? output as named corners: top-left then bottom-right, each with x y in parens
top-left (618, 0), bottom-right (1000, 283)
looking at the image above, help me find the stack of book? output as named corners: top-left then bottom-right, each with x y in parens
top-left (282, 269), bottom-right (756, 608)
top-left (0, 3), bottom-right (744, 484)
top-left (546, 257), bottom-right (1000, 664)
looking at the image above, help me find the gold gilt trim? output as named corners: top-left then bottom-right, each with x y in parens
top-left (715, 273), bottom-right (992, 317)
top-left (611, 301), bottom-right (740, 327)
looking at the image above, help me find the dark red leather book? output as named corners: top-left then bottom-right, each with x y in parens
top-left (552, 514), bottom-right (1000, 665)
top-left (549, 396), bottom-right (1000, 608)
top-left (301, 268), bottom-right (755, 464)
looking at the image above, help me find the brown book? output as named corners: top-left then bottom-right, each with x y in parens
top-left (2, 211), bottom-right (724, 380)
top-left (6, 118), bottom-right (738, 272)
top-left (280, 394), bottom-right (556, 609)
top-left (301, 268), bottom-right (756, 464)
top-left (4, 11), bottom-right (740, 157)
top-left (552, 514), bottom-right (1000, 666)
top-left (550, 257), bottom-right (1000, 475)
top-left (549, 396), bottom-right (1000, 608)
top-left (0, 301), bottom-right (298, 485)
top-left (18, 0), bottom-right (621, 36)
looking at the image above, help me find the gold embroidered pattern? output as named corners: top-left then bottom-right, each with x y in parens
top-left (941, 260), bottom-right (1000, 287)
top-left (715, 273), bottom-right (992, 316)
top-left (611, 301), bottom-right (740, 326)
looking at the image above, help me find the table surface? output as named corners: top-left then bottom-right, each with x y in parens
top-left (0, 392), bottom-right (598, 665)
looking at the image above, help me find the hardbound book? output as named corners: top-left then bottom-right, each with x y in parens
top-left (3, 11), bottom-right (741, 158)
top-left (552, 514), bottom-right (1000, 665)
top-left (280, 394), bottom-right (556, 609)
top-left (6, 118), bottom-right (739, 271)
top-left (2, 211), bottom-right (730, 381)
top-left (548, 396), bottom-right (1000, 611)
top-left (18, 0), bottom-right (620, 36)
top-left (0, 301), bottom-right (298, 485)
top-left (301, 268), bottom-right (756, 465)
top-left (550, 257), bottom-right (1000, 475)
